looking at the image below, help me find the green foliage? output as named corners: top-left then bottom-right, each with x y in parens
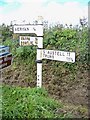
top-left (3, 38), bottom-right (19, 55)
top-left (44, 26), bottom-right (88, 70)
top-left (1, 24), bottom-right (12, 40)
top-left (2, 85), bottom-right (71, 119)
top-left (16, 46), bottom-right (36, 60)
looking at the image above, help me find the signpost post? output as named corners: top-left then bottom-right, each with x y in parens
top-left (36, 41), bottom-right (43, 88)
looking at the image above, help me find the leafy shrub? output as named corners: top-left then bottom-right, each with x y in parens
top-left (3, 38), bottom-right (19, 55)
top-left (16, 46), bottom-right (36, 61)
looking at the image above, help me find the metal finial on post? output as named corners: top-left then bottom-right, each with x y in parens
top-left (37, 16), bottom-right (43, 24)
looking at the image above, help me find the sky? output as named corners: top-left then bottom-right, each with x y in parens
top-left (0, 0), bottom-right (89, 25)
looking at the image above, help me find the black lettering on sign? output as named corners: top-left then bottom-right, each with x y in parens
top-left (59, 52), bottom-right (64, 56)
top-left (21, 41), bottom-right (24, 46)
top-left (25, 28), bottom-right (27, 31)
top-left (18, 28), bottom-right (19, 31)
top-left (15, 27), bottom-right (30, 31)
top-left (43, 51), bottom-right (45, 57)
top-left (55, 51), bottom-right (57, 55)
top-left (57, 52), bottom-right (59, 56)
top-left (51, 55), bottom-right (54, 59)
top-left (35, 38), bottom-right (38, 44)
top-left (71, 58), bottom-right (73, 62)
top-left (66, 57), bottom-right (73, 62)
top-left (47, 51), bottom-right (49, 54)
top-left (49, 55), bottom-right (51, 58)
top-left (21, 37), bottom-right (23, 40)
top-left (62, 52), bottom-right (65, 56)
top-left (33, 28), bottom-right (36, 31)
top-left (21, 41), bottom-right (23, 45)
top-left (47, 51), bottom-right (54, 55)
top-left (21, 40), bottom-right (30, 46)
top-left (22, 28), bottom-right (24, 31)
top-left (20, 28), bottom-right (22, 31)
top-left (30, 41), bottom-right (33, 45)
top-left (45, 54), bottom-right (47, 57)
top-left (26, 41), bottom-right (29, 45)
top-left (27, 28), bottom-right (29, 31)
top-left (15, 28), bottom-right (18, 31)
top-left (15, 28), bottom-right (16, 31)
top-left (67, 52), bottom-right (70, 56)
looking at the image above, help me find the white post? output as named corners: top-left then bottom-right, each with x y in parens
top-left (36, 19), bottom-right (43, 88)
top-left (37, 61), bottom-right (42, 88)
top-left (36, 46), bottom-right (43, 88)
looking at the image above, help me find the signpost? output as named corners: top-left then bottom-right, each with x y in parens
top-left (0, 53), bottom-right (12, 69)
top-left (13, 20), bottom-right (76, 88)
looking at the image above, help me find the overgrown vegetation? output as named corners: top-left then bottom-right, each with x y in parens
top-left (1, 24), bottom-right (88, 72)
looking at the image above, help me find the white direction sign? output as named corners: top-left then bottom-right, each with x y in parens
top-left (13, 25), bottom-right (43, 36)
top-left (42, 49), bottom-right (75, 63)
top-left (19, 36), bottom-right (38, 46)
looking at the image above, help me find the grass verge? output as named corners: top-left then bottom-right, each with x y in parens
top-left (1, 84), bottom-right (72, 119)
